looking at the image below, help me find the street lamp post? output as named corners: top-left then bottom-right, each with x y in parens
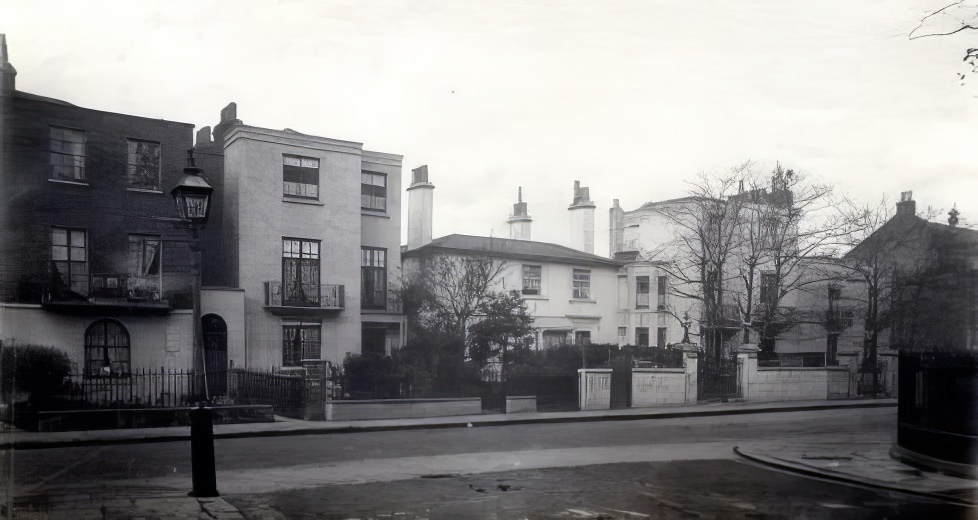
top-left (170, 150), bottom-right (213, 401)
top-left (171, 150), bottom-right (218, 498)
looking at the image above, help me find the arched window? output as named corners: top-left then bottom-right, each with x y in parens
top-left (84, 319), bottom-right (130, 378)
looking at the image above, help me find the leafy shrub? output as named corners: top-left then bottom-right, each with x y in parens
top-left (1, 343), bottom-right (74, 407)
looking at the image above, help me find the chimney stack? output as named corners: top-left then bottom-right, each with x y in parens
top-left (609, 199), bottom-right (624, 257)
top-left (0, 35), bottom-right (17, 93)
top-left (212, 102), bottom-right (242, 145)
top-left (568, 180), bottom-right (596, 254)
top-left (507, 187), bottom-right (533, 240)
top-left (407, 165), bottom-right (435, 249)
top-left (896, 190), bottom-right (916, 217)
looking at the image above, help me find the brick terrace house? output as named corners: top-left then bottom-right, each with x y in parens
top-left (0, 35), bottom-right (243, 376)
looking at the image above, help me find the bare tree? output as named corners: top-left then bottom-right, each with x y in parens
top-left (647, 163), bottom-right (751, 361)
top-left (404, 254), bottom-right (506, 337)
top-left (733, 164), bottom-right (846, 351)
top-left (910, 1), bottom-right (978, 86)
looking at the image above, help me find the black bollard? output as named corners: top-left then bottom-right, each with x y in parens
top-left (189, 402), bottom-right (218, 497)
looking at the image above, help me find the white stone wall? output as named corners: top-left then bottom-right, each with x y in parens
top-left (630, 368), bottom-right (686, 407)
top-left (0, 304), bottom-right (194, 372)
top-left (578, 369), bottom-right (612, 410)
top-left (748, 368), bottom-right (829, 401)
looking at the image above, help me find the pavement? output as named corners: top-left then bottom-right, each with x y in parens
top-left (4, 397), bottom-right (976, 518)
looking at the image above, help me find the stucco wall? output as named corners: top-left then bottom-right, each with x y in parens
top-left (748, 368), bottom-right (830, 401)
top-left (0, 304), bottom-right (194, 371)
top-left (224, 127), bottom-right (364, 368)
top-left (631, 368), bottom-right (686, 406)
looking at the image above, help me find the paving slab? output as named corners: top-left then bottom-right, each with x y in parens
top-left (735, 439), bottom-right (978, 507)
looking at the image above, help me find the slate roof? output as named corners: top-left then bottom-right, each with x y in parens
top-left (402, 234), bottom-right (622, 268)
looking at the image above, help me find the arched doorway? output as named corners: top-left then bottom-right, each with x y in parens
top-left (202, 314), bottom-right (228, 397)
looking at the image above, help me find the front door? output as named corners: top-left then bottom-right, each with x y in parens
top-left (202, 314), bottom-right (228, 398)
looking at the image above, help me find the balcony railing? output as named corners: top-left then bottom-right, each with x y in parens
top-left (90, 273), bottom-right (162, 301)
top-left (265, 281), bottom-right (344, 310)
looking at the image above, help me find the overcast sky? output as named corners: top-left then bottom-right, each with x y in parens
top-left (6, 0), bottom-right (976, 256)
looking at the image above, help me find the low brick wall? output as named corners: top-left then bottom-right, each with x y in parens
top-left (24, 405), bottom-right (275, 432)
top-left (631, 369), bottom-right (687, 407)
top-left (505, 396), bottom-right (537, 413)
top-left (826, 367), bottom-right (852, 399)
top-left (326, 397), bottom-right (482, 421)
top-left (748, 368), bottom-right (830, 401)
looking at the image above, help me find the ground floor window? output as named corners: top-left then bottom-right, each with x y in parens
top-left (657, 327), bottom-right (668, 348)
top-left (84, 319), bottom-right (130, 377)
top-left (542, 331), bottom-right (568, 348)
top-left (362, 326), bottom-right (387, 356)
top-left (636, 327), bottom-right (650, 347)
top-left (575, 331), bottom-right (591, 345)
top-left (283, 321), bottom-right (321, 367)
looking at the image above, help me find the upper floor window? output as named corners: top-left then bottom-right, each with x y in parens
top-left (828, 285), bottom-right (841, 311)
top-left (361, 247), bottom-right (387, 310)
top-left (572, 269), bottom-right (591, 299)
top-left (522, 265), bottom-right (542, 295)
top-left (283, 155), bottom-right (319, 199)
top-left (127, 140), bottom-right (161, 190)
top-left (52, 227), bottom-right (88, 295)
top-left (84, 319), bottom-right (130, 378)
top-left (760, 273), bottom-right (778, 307)
top-left (361, 172), bottom-right (387, 211)
top-left (282, 238), bottom-right (320, 306)
top-left (636, 276), bottom-right (650, 308)
top-left (127, 234), bottom-right (162, 301)
top-left (50, 127), bottom-right (86, 182)
top-left (656, 275), bottom-right (667, 309)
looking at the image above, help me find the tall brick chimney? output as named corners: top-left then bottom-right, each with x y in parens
top-left (407, 165), bottom-right (435, 249)
top-left (896, 190), bottom-right (916, 217)
top-left (568, 180), bottom-right (596, 254)
top-left (0, 34), bottom-right (17, 93)
top-left (507, 187), bottom-right (532, 240)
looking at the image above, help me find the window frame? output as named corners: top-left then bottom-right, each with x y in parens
top-left (760, 272), bottom-right (778, 307)
top-left (49, 126), bottom-right (87, 182)
top-left (522, 264), bottom-right (542, 295)
top-left (656, 275), bottom-right (668, 310)
top-left (635, 276), bottom-right (650, 309)
top-left (84, 319), bottom-right (131, 378)
top-left (282, 154), bottom-right (320, 199)
top-left (572, 268), bottom-right (591, 300)
top-left (636, 327), bottom-right (650, 347)
top-left (361, 247), bottom-right (387, 310)
top-left (282, 320), bottom-right (322, 367)
top-left (127, 234), bottom-right (163, 301)
top-left (575, 331), bottom-right (592, 345)
top-left (282, 238), bottom-right (321, 306)
top-left (51, 226), bottom-right (88, 295)
top-left (656, 327), bottom-right (668, 348)
top-left (126, 139), bottom-right (162, 191)
top-left (360, 171), bottom-right (388, 212)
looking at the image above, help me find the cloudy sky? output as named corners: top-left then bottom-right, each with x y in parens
top-left (6, 0), bottom-right (976, 255)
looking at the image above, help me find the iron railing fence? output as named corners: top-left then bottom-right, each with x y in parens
top-left (17, 367), bottom-right (306, 417)
top-left (228, 368), bottom-right (305, 418)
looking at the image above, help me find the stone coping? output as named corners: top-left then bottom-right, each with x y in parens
top-left (329, 397), bottom-right (480, 405)
top-left (757, 366), bottom-right (849, 371)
